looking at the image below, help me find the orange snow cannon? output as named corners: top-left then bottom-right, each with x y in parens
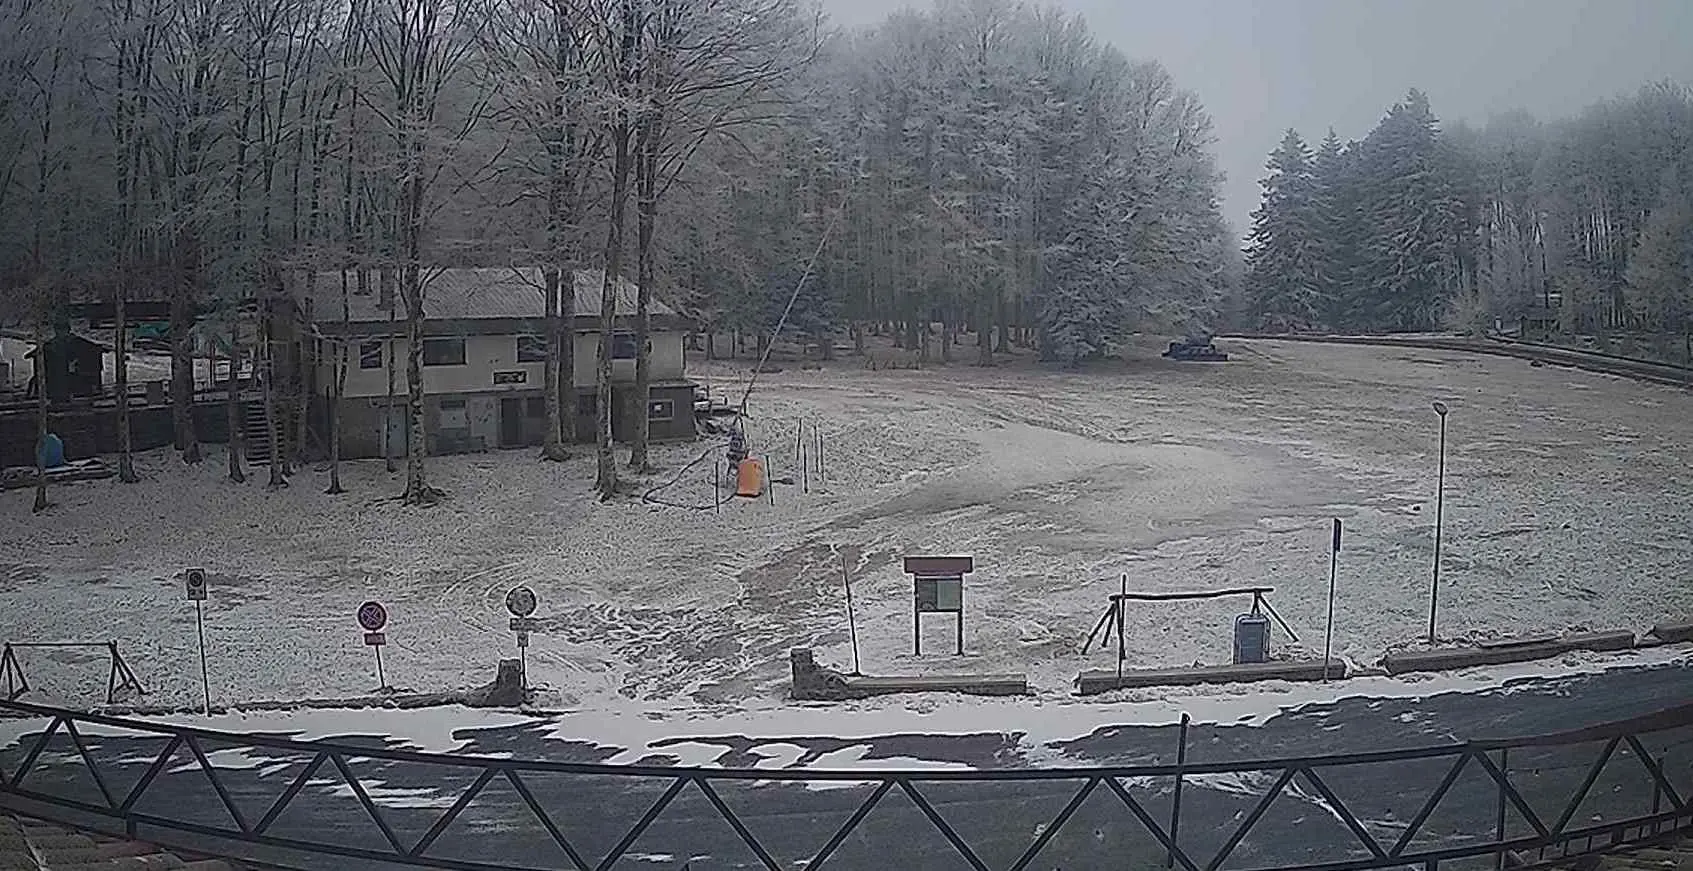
top-left (735, 457), bottom-right (765, 498)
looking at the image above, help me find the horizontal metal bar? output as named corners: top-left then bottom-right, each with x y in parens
top-left (1, 642), bottom-right (125, 649)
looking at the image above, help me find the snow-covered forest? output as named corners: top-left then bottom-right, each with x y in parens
top-left (0, 0), bottom-right (1235, 503)
top-left (1243, 85), bottom-right (1693, 357)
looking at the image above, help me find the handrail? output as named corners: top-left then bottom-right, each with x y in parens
top-left (2, 698), bottom-right (1690, 871)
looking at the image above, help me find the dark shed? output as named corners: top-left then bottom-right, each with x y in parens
top-left (25, 332), bottom-right (105, 401)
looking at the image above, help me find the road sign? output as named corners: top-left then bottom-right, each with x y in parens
top-left (357, 601), bottom-right (388, 632)
top-left (185, 568), bottom-right (207, 601)
top-left (509, 617), bottom-right (539, 633)
top-left (505, 586), bottom-right (537, 618)
top-left (364, 632), bottom-right (386, 647)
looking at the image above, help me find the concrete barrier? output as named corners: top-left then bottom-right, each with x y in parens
top-left (1648, 619), bottom-right (1693, 645)
top-left (1382, 630), bottom-right (1636, 676)
top-left (790, 648), bottom-right (1028, 700)
top-left (1076, 660), bottom-right (1347, 695)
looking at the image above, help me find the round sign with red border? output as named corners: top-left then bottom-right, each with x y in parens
top-left (357, 600), bottom-right (388, 632)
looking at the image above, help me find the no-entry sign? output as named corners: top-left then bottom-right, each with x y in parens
top-left (357, 601), bottom-right (388, 632)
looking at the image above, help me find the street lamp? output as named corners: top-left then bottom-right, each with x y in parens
top-left (1426, 401), bottom-right (1449, 644)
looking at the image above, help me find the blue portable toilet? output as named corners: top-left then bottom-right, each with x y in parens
top-left (1233, 612), bottom-right (1270, 664)
top-left (37, 432), bottom-right (65, 469)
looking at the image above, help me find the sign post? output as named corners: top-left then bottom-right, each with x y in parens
top-left (358, 601), bottom-right (389, 690)
top-left (505, 586), bottom-right (538, 692)
top-left (1323, 519), bottom-right (1341, 680)
top-left (903, 556), bottom-right (972, 656)
top-left (185, 568), bottom-right (211, 715)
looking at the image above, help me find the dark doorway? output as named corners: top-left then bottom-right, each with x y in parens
top-left (500, 397), bottom-right (524, 447)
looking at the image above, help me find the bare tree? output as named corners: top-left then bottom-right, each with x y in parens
top-left (591, 0), bottom-right (642, 500)
top-left (360, 0), bottom-right (491, 505)
top-left (625, 0), bottom-right (819, 471)
top-left (484, 0), bottom-right (605, 463)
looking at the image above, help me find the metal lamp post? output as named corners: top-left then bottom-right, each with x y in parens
top-left (1426, 401), bottom-right (1449, 644)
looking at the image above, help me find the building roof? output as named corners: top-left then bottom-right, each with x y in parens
top-left (295, 268), bottom-right (677, 325)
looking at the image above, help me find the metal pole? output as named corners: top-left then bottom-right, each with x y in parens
top-left (713, 460), bottom-right (721, 513)
top-left (1495, 747), bottom-right (1509, 871)
top-left (1323, 521), bottom-right (1339, 680)
top-left (1428, 414), bottom-right (1447, 644)
top-left (842, 551), bottom-right (861, 676)
top-left (519, 646), bottom-right (527, 693)
top-left (374, 645), bottom-right (386, 690)
top-left (1116, 574), bottom-right (1127, 683)
top-left (195, 599), bottom-right (211, 715)
top-left (1168, 713), bottom-right (1190, 869)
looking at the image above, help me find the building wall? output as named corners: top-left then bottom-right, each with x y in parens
top-left (326, 383), bottom-right (695, 460)
top-left (322, 331), bottom-right (685, 399)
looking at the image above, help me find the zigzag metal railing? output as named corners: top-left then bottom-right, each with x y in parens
top-left (1, 699), bottom-right (1691, 871)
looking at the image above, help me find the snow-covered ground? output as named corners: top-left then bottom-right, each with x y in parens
top-left (2, 338), bottom-right (1690, 723)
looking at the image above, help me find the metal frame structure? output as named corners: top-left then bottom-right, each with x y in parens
top-left (2, 698), bottom-right (1690, 871)
top-left (1, 642), bottom-right (145, 704)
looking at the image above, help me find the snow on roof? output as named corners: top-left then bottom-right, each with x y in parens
top-left (295, 267), bottom-right (677, 324)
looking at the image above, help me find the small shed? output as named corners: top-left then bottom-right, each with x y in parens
top-left (25, 333), bottom-right (105, 401)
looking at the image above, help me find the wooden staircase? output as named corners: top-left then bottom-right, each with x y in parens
top-left (240, 400), bottom-right (271, 461)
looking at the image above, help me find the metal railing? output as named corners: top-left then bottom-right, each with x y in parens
top-left (1, 698), bottom-right (1690, 871)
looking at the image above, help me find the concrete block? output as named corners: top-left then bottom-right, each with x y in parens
top-left (1649, 619), bottom-right (1693, 644)
top-left (1076, 660), bottom-right (1347, 695)
top-left (791, 647), bottom-right (1028, 700)
top-left (1383, 629), bottom-right (1636, 675)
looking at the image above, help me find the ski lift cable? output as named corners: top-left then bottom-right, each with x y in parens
top-left (642, 165), bottom-right (857, 512)
top-left (732, 167), bottom-right (858, 420)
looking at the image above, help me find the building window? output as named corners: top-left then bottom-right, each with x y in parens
top-left (612, 332), bottom-right (639, 360)
top-left (358, 341), bottom-right (383, 370)
top-left (516, 335), bottom-right (547, 363)
top-left (648, 399), bottom-right (674, 422)
top-left (423, 337), bottom-right (466, 366)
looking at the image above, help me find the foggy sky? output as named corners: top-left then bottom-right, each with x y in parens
top-left (819, 0), bottom-right (1693, 235)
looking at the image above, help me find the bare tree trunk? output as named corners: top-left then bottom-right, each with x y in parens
top-left (595, 120), bottom-right (632, 499)
top-left (594, 0), bottom-right (640, 501)
top-left (629, 112), bottom-right (657, 472)
top-left (171, 235), bottom-right (202, 463)
top-left (542, 265), bottom-right (568, 461)
top-left (226, 328), bottom-right (246, 483)
top-left (263, 300), bottom-right (287, 488)
top-left (114, 283), bottom-right (137, 481)
top-left (384, 274), bottom-right (398, 473)
top-left (32, 320), bottom-right (50, 514)
top-left (402, 265), bottom-right (436, 504)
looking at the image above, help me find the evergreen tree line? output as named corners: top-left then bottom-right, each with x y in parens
top-left (1243, 83), bottom-right (1693, 359)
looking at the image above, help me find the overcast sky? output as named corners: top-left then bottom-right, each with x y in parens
top-left (818, 0), bottom-right (1693, 235)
